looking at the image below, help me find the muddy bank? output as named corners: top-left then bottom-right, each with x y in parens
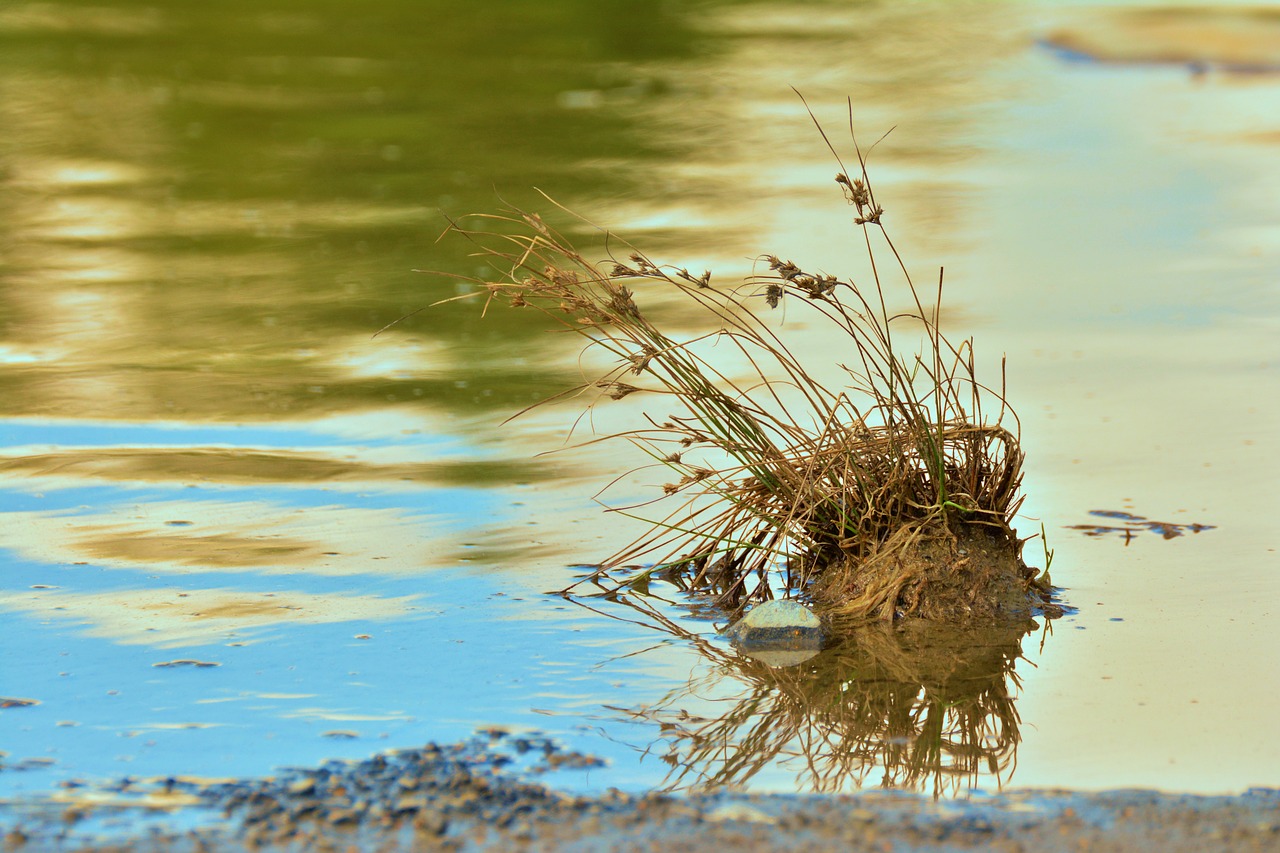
top-left (3, 736), bottom-right (1277, 852)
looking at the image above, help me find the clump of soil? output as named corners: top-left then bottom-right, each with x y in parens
top-left (809, 518), bottom-right (1049, 622)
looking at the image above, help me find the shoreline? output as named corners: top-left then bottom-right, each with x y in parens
top-left (4, 738), bottom-right (1277, 852)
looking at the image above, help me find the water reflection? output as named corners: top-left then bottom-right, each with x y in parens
top-left (1042, 6), bottom-right (1280, 73)
top-left (0, 0), bottom-right (1277, 804)
top-left (1, 498), bottom-right (458, 575)
top-left (0, 0), bottom-right (693, 421)
top-left (592, 1), bottom-right (1025, 268)
top-left (593, 591), bottom-right (1036, 796)
top-left (0, 445), bottom-right (544, 487)
top-left (0, 586), bottom-right (422, 650)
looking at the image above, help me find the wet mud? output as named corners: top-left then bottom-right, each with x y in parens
top-left (3, 736), bottom-right (1277, 852)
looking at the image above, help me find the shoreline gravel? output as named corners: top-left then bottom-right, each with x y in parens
top-left (3, 737), bottom-right (1277, 852)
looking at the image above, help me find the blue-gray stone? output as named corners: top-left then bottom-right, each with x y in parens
top-left (723, 600), bottom-right (824, 651)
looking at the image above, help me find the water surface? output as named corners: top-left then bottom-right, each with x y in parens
top-left (1, 0), bottom-right (1278, 811)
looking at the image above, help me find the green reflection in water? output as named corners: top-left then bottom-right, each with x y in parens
top-left (0, 0), bottom-right (707, 422)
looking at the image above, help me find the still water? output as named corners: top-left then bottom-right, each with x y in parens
top-left (1, 0), bottom-right (1278, 810)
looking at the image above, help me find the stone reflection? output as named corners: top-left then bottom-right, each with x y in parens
top-left (607, 595), bottom-right (1037, 796)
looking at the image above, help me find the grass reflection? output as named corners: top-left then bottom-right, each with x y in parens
top-left (599, 590), bottom-right (1036, 795)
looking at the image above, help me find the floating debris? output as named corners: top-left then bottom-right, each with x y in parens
top-left (151, 659), bottom-right (221, 668)
top-left (1068, 510), bottom-right (1215, 545)
top-left (0, 697), bottom-right (40, 708)
top-left (4, 756), bottom-right (56, 771)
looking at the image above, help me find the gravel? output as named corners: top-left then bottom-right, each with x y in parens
top-left (2, 734), bottom-right (1277, 852)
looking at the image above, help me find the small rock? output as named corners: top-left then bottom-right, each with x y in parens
top-left (706, 803), bottom-right (776, 824)
top-left (723, 600), bottom-right (824, 651)
top-left (286, 778), bottom-right (317, 797)
top-left (394, 795), bottom-right (425, 815)
top-left (326, 807), bottom-right (360, 825)
top-left (414, 808), bottom-right (449, 836)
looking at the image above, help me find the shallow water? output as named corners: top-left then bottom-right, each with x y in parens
top-left (1, 0), bottom-right (1278, 817)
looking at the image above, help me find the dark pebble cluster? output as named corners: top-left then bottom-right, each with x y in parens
top-left (188, 734), bottom-right (612, 849)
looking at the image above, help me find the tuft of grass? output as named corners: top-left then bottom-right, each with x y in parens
top-left (432, 102), bottom-right (1048, 622)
